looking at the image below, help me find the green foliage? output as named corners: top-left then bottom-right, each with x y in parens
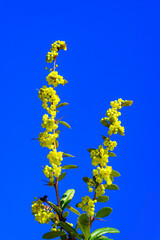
top-left (58, 172), bottom-right (67, 181)
top-left (63, 153), bottom-right (75, 157)
top-left (58, 120), bottom-right (71, 129)
top-left (105, 184), bottom-right (119, 190)
top-left (96, 196), bottom-right (109, 203)
top-left (42, 231), bottom-right (66, 239)
top-left (62, 165), bottom-right (78, 169)
top-left (122, 100), bottom-right (133, 107)
top-left (111, 170), bottom-right (121, 177)
top-left (58, 222), bottom-right (81, 240)
top-left (60, 189), bottom-right (75, 210)
top-left (66, 205), bottom-right (80, 215)
top-left (95, 207), bottom-right (112, 218)
top-left (56, 102), bottom-right (69, 108)
top-left (78, 214), bottom-right (90, 240)
top-left (89, 227), bottom-right (120, 240)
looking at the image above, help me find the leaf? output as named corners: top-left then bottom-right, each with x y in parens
top-left (118, 129), bottom-right (125, 136)
top-left (55, 139), bottom-right (59, 148)
top-left (60, 189), bottom-right (75, 210)
top-left (56, 102), bottom-right (69, 108)
top-left (87, 148), bottom-right (96, 153)
top-left (59, 121), bottom-right (71, 129)
top-left (42, 231), bottom-right (65, 239)
top-left (95, 207), bottom-right (112, 218)
top-left (111, 170), bottom-right (120, 177)
top-left (108, 152), bottom-right (116, 157)
top-left (102, 135), bottom-right (107, 140)
top-left (47, 201), bottom-right (62, 213)
top-left (122, 100), bottom-right (133, 107)
top-left (63, 153), bottom-right (75, 158)
top-left (58, 172), bottom-right (67, 181)
top-left (78, 214), bottom-right (90, 240)
top-left (105, 184), bottom-right (119, 190)
top-left (97, 196), bottom-right (109, 203)
top-left (58, 222), bottom-right (81, 240)
top-left (55, 130), bottom-right (60, 134)
top-left (79, 234), bottom-right (85, 239)
top-left (100, 119), bottom-right (110, 128)
top-left (63, 211), bottom-right (69, 219)
top-left (89, 227), bottom-right (120, 240)
top-left (83, 177), bottom-right (96, 187)
top-left (75, 202), bottom-right (80, 208)
top-left (66, 205), bottom-right (80, 215)
top-left (62, 165), bottom-right (78, 170)
top-left (96, 237), bottom-right (113, 240)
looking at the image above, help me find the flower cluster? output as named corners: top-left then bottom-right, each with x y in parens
top-left (38, 86), bottom-right (60, 115)
top-left (103, 138), bottom-right (117, 151)
top-left (78, 196), bottom-right (97, 217)
top-left (46, 71), bottom-right (68, 87)
top-left (105, 98), bottom-right (125, 136)
top-left (31, 199), bottom-right (55, 224)
top-left (79, 98), bottom-right (133, 212)
top-left (90, 145), bottom-right (109, 167)
top-left (93, 166), bottom-right (112, 185)
top-left (46, 41), bottom-right (67, 63)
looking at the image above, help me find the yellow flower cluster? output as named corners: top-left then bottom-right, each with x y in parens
top-left (41, 114), bottom-right (58, 131)
top-left (47, 150), bottom-right (63, 165)
top-left (38, 132), bottom-right (59, 149)
top-left (95, 184), bottom-right (106, 197)
top-left (90, 145), bottom-right (109, 167)
top-left (105, 98), bottom-right (125, 136)
top-left (46, 41), bottom-right (67, 63)
top-left (46, 71), bottom-right (68, 87)
top-left (93, 166), bottom-right (112, 185)
top-left (78, 196), bottom-right (97, 217)
top-left (38, 86), bottom-right (60, 115)
top-left (103, 138), bottom-right (117, 151)
top-left (31, 199), bottom-right (55, 224)
top-left (37, 41), bottom-right (67, 180)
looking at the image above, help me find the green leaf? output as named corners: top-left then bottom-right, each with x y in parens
top-left (47, 201), bottom-right (62, 213)
top-left (105, 184), bottom-right (119, 190)
top-left (75, 202), bottom-right (80, 208)
top-left (96, 237), bottom-right (113, 240)
top-left (58, 222), bottom-right (81, 240)
top-left (118, 129), bottom-right (125, 136)
top-left (87, 148), bottom-right (96, 153)
top-left (102, 135), bottom-right (107, 140)
top-left (60, 189), bottom-right (75, 210)
top-left (97, 196), bottom-right (109, 203)
top-left (79, 234), bottom-right (85, 239)
top-left (89, 227), bottom-right (120, 240)
top-left (66, 205), bottom-right (80, 215)
top-left (63, 153), bottom-right (75, 157)
top-left (100, 119), bottom-right (110, 127)
top-left (95, 207), bottom-right (112, 218)
top-left (59, 120), bottom-right (71, 129)
top-left (63, 211), bottom-right (69, 219)
top-left (108, 152), bottom-right (116, 157)
top-left (78, 214), bottom-right (90, 240)
top-left (58, 172), bottom-right (67, 181)
top-left (55, 130), bottom-right (60, 134)
top-left (111, 170), bottom-right (120, 177)
top-left (82, 177), bottom-right (96, 187)
top-left (42, 231), bottom-right (66, 239)
top-left (56, 102), bottom-right (69, 108)
top-left (62, 165), bottom-right (78, 170)
top-left (55, 139), bottom-right (59, 148)
top-left (122, 100), bottom-right (133, 107)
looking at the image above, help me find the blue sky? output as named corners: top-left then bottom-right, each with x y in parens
top-left (0, 0), bottom-right (160, 239)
